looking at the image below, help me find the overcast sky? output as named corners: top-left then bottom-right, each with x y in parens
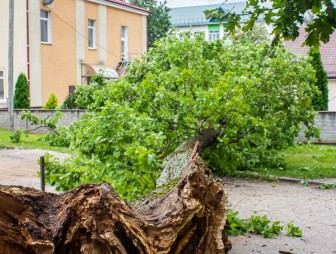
top-left (164, 0), bottom-right (246, 8)
top-left (163, 0), bottom-right (335, 8)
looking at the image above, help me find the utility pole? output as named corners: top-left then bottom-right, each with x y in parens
top-left (8, 0), bottom-right (14, 132)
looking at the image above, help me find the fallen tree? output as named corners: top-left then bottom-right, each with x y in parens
top-left (0, 144), bottom-right (231, 254)
top-left (40, 33), bottom-right (319, 200)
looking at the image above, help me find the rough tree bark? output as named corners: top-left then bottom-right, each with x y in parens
top-left (0, 143), bottom-right (231, 253)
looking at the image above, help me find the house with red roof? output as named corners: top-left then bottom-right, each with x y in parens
top-left (284, 27), bottom-right (336, 110)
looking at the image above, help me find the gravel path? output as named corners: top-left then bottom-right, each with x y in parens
top-left (0, 149), bottom-right (335, 253)
top-left (224, 177), bottom-right (336, 254)
top-left (0, 148), bottom-right (70, 191)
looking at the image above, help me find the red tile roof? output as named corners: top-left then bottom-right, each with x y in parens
top-left (284, 27), bottom-right (336, 79)
top-left (105, 0), bottom-right (151, 13)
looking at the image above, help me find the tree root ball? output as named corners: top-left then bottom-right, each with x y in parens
top-left (0, 154), bottom-right (231, 253)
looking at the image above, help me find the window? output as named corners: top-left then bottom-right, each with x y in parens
top-left (0, 71), bottom-right (4, 100)
top-left (69, 86), bottom-right (76, 95)
top-left (88, 19), bottom-right (96, 49)
top-left (209, 31), bottom-right (220, 41)
top-left (121, 26), bottom-right (128, 61)
top-left (40, 10), bottom-right (52, 43)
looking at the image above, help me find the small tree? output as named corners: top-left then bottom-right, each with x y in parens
top-left (44, 93), bottom-right (58, 109)
top-left (14, 73), bottom-right (29, 109)
top-left (309, 48), bottom-right (328, 110)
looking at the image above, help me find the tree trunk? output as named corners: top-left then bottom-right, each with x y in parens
top-left (0, 143), bottom-right (231, 254)
top-left (156, 128), bottom-right (220, 186)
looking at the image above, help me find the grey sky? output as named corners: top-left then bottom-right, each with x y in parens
top-left (164, 0), bottom-right (245, 8)
top-left (164, 0), bottom-right (335, 8)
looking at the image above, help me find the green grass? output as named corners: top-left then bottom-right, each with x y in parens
top-left (266, 144), bottom-right (336, 180)
top-left (0, 128), bottom-right (72, 153)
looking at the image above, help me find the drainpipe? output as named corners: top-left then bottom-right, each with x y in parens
top-left (147, 15), bottom-right (149, 51)
top-left (26, 0), bottom-right (31, 106)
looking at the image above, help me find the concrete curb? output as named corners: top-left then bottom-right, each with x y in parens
top-left (278, 177), bottom-right (336, 186)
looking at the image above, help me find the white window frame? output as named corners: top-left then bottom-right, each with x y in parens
top-left (40, 10), bottom-right (52, 44)
top-left (0, 70), bottom-right (5, 101)
top-left (88, 19), bottom-right (96, 49)
top-left (209, 30), bottom-right (220, 42)
top-left (121, 26), bottom-right (128, 61)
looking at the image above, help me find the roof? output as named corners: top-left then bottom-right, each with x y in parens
top-left (105, 0), bottom-right (151, 13)
top-left (169, 2), bottom-right (253, 27)
top-left (284, 27), bottom-right (336, 78)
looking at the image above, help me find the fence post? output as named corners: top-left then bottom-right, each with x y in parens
top-left (40, 156), bottom-right (45, 191)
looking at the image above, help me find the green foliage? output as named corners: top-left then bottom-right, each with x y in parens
top-left (286, 222), bottom-right (303, 237)
top-left (44, 93), bottom-right (58, 109)
top-left (74, 75), bottom-right (107, 109)
top-left (319, 183), bottom-right (336, 189)
top-left (62, 93), bottom-right (77, 109)
top-left (226, 210), bottom-right (302, 238)
top-left (204, 0), bottom-right (336, 48)
top-left (130, 0), bottom-right (171, 47)
top-left (20, 109), bottom-right (71, 147)
top-left (228, 24), bottom-right (269, 45)
top-left (309, 49), bottom-right (328, 110)
top-left (10, 129), bottom-right (28, 143)
top-left (44, 154), bottom-right (159, 200)
top-left (14, 73), bottom-right (29, 109)
top-left (44, 126), bottom-right (71, 147)
top-left (21, 109), bottom-right (63, 132)
top-left (45, 34), bottom-right (319, 200)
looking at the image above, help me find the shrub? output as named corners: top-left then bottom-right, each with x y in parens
top-left (309, 49), bottom-right (328, 110)
top-left (10, 129), bottom-right (28, 143)
top-left (44, 93), bottom-right (58, 109)
top-left (14, 73), bottom-right (29, 109)
top-left (62, 93), bottom-right (77, 109)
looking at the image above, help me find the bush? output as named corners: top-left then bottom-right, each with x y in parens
top-left (14, 73), bottom-right (29, 109)
top-left (62, 93), bottom-right (77, 109)
top-left (10, 129), bottom-right (28, 143)
top-left (309, 49), bottom-right (328, 110)
top-left (44, 93), bottom-right (58, 109)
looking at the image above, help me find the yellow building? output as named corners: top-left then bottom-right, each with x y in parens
top-left (0, 0), bottom-right (150, 107)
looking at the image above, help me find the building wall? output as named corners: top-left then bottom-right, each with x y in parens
top-left (0, 0), bottom-right (28, 107)
top-left (29, 0), bottom-right (43, 107)
top-left (106, 6), bottom-right (145, 67)
top-left (176, 25), bottom-right (210, 40)
top-left (31, 0), bottom-right (148, 107)
top-left (328, 79), bottom-right (336, 111)
top-left (38, 0), bottom-right (78, 106)
top-left (85, 1), bottom-right (100, 65)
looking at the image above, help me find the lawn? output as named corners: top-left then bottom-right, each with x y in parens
top-left (0, 128), bottom-right (72, 153)
top-left (1, 128), bottom-right (335, 180)
top-left (266, 144), bottom-right (336, 180)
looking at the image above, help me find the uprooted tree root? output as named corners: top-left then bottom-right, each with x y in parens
top-left (0, 151), bottom-right (231, 254)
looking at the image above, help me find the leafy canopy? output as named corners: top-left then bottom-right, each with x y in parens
top-left (130, 0), bottom-right (171, 47)
top-left (46, 33), bottom-right (319, 200)
top-left (204, 0), bottom-right (336, 48)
